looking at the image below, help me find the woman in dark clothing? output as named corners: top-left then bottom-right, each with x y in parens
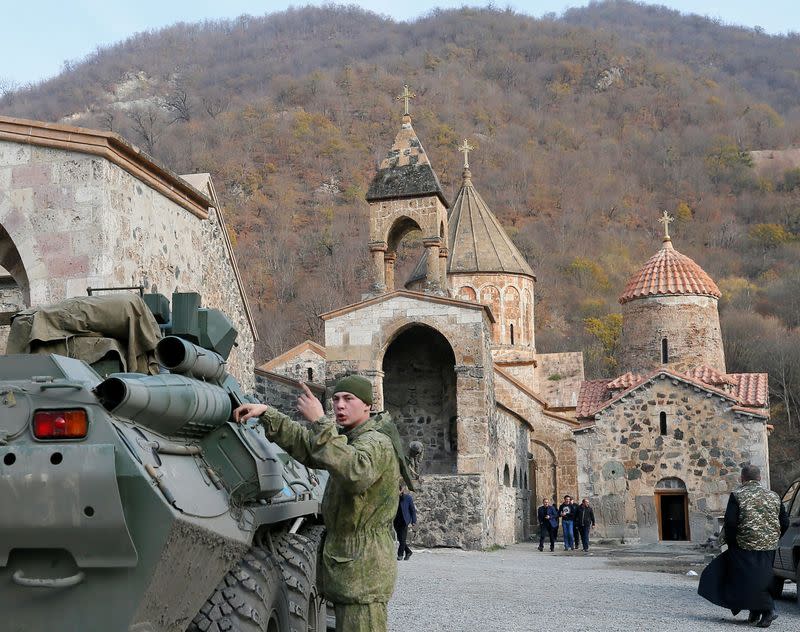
top-left (575, 498), bottom-right (596, 552)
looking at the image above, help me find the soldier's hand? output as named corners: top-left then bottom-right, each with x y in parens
top-left (297, 382), bottom-right (324, 422)
top-left (233, 403), bottom-right (269, 423)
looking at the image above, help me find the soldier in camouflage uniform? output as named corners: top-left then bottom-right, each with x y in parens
top-left (699, 464), bottom-right (789, 628)
top-left (234, 375), bottom-right (412, 632)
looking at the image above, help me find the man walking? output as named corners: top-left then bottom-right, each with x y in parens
top-left (558, 495), bottom-right (578, 551)
top-left (575, 498), bottom-right (596, 552)
top-left (234, 375), bottom-right (413, 632)
top-left (698, 465), bottom-right (789, 628)
top-left (395, 484), bottom-right (417, 560)
top-left (537, 497), bottom-right (558, 551)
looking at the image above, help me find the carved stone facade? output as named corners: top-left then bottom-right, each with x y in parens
top-left (0, 117), bottom-right (257, 388)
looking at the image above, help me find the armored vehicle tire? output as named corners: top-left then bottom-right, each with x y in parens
top-left (188, 547), bottom-right (288, 632)
top-left (274, 530), bottom-right (326, 632)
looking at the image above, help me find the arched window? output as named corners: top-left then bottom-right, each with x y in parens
top-left (661, 338), bottom-right (669, 363)
top-left (307, 367), bottom-right (313, 382)
top-left (503, 464), bottom-right (510, 486)
top-left (513, 467), bottom-right (518, 487)
top-left (510, 323), bottom-right (515, 345)
top-left (660, 412), bottom-right (667, 435)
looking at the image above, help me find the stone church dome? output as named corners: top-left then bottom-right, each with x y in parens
top-left (618, 237), bottom-right (720, 304)
top-left (408, 165), bottom-right (534, 283)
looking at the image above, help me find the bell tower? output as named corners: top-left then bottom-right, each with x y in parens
top-left (365, 85), bottom-right (449, 294)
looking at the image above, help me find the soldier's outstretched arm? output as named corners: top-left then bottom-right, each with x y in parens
top-left (233, 401), bottom-right (320, 466)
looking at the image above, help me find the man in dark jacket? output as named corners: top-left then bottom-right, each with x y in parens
top-left (537, 498), bottom-right (559, 551)
top-left (558, 495), bottom-right (578, 550)
top-left (575, 498), bottom-right (596, 552)
top-left (394, 484), bottom-right (417, 561)
top-left (698, 465), bottom-right (789, 628)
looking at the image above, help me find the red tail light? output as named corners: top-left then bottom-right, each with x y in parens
top-left (33, 410), bottom-right (88, 439)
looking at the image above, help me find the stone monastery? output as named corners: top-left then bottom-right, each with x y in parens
top-left (259, 93), bottom-right (772, 548)
top-left (0, 101), bottom-right (771, 549)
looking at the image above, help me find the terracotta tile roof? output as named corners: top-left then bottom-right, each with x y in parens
top-left (619, 239), bottom-right (721, 304)
top-left (730, 373), bottom-right (769, 408)
top-left (576, 379), bottom-right (612, 418)
top-left (686, 365), bottom-right (737, 387)
top-left (576, 367), bottom-right (769, 421)
top-left (606, 372), bottom-right (642, 390)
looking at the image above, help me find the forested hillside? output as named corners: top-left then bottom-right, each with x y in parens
top-left (2, 1), bottom-right (800, 485)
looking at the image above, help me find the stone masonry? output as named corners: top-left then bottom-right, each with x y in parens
top-left (575, 373), bottom-right (769, 543)
top-left (0, 118), bottom-right (256, 388)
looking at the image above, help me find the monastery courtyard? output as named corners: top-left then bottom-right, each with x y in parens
top-left (389, 544), bottom-right (800, 631)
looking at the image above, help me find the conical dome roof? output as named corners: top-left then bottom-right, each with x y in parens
top-left (407, 167), bottom-right (535, 284)
top-left (619, 237), bottom-right (721, 304)
top-left (366, 114), bottom-right (448, 206)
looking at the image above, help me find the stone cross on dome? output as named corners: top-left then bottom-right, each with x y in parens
top-left (658, 210), bottom-right (674, 242)
top-left (458, 139), bottom-right (474, 169)
top-left (396, 84), bottom-right (416, 117)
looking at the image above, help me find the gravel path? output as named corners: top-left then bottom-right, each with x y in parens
top-left (388, 543), bottom-right (800, 631)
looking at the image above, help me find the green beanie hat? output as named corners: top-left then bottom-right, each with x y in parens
top-left (332, 375), bottom-right (373, 405)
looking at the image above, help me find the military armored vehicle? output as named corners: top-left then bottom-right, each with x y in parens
top-left (0, 289), bottom-right (328, 632)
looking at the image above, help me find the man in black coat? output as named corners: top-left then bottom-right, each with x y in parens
top-left (698, 465), bottom-right (789, 628)
top-left (394, 484), bottom-right (417, 561)
top-left (537, 497), bottom-right (559, 552)
top-left (575, 498), bottom-right (596, 552)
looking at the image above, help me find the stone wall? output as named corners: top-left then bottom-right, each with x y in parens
top-left (574, 374), bottom-right (769, 543)
top-left (450, 272), bottom-right (535, 350)
top-left (0, 140), bottom-right (255, 389)
top-left (535, 352), bottom-right (584, 409)
top-left (493, 369), bottom-right (578, 506)
top-left (492, 408), bottom-right (532, 543)
top-left (619, 295), bottom-right (725, 375)
top-left (412, 474), bottom-right (487, 549)
top-left (263, 347), bottom-right (326, 385)
top-left (254, 370), bottom-right (326, 421)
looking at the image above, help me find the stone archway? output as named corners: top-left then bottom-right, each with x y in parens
top-left (382, 324), bottom-right (457, 474)
top-left (0, 224), bottom-right (31, 351)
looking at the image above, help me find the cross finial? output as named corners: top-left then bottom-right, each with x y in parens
top-left (396, 84), bottom-right (416, 116)
top-left (658, 210), bottom-right (674, 241)
top-left (458, 138), bottom-right (474, 169)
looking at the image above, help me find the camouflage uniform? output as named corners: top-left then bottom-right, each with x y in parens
top-left (258, 408), bottom-right (401, 632)
top-left (700, 478), bottom-right (789, 616)
top-left (729, 480), bottom-right (782, 550)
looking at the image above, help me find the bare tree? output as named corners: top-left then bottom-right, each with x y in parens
top-left (127, 105), bottom-right (167, 155)
top-left (163, 89), bottom-right (192, 123)
top-left (202, 92), bottom-right (230, 119)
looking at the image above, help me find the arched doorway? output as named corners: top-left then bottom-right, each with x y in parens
top-left (386, 216), bottom-right (422, 290)
top-left (0, 224), bottom-right (31, 350)
top-left (655, 477), bottom-right (690, 541)
top-left (382, 324), bottom-right (457, 474)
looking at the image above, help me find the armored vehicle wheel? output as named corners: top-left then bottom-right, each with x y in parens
top-left (273, 531), bottom-right (326, 632)
top-left (188, 547), bottom-right (288, 632)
